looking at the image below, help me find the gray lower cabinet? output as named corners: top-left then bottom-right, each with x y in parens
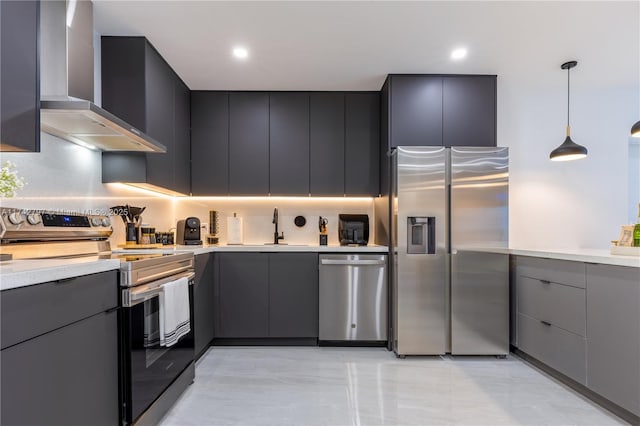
top-left (1, 311), bottom-right (118, 426)
top-left (194, 253), bottom-right (215, 358)
top-left (1, 270), bottom-right (119, 425)
top-left (216, 253), bottom-right (269, 337)
top-left (268, 253), bottom-right (318, 338)
top-left (586, 264), bottom-right (640, 417)
top-left (515, 256), bottom-right (587, 385)
top-left (215, 253), bottom-right (318, 340)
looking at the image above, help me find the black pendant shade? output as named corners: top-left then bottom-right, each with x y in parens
top-left (549, 135), bottom-right (588, 161)
top-left (631, 120), bottom-right (640, 138)
top-left (550, 60), bottom-right (588, 161)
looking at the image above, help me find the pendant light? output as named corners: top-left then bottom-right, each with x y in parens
top-left (550, 61), bottom-right (588, 161)
top-left (631, 120), bottom-right (640, 138)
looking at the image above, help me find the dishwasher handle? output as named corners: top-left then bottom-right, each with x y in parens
top-left (320, 259), bottom-right (386, 266)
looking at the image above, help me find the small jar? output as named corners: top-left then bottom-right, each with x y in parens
top-left (148, 227), bottom-right (156, 244)
top-left (140, 227), bottom-right (152, 245)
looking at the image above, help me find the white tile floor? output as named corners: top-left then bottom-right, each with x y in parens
top-left (158, 347), bottom-right (624, 426)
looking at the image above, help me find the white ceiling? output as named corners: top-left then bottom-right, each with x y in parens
top-left (93, 1), bottom-right (639, 91)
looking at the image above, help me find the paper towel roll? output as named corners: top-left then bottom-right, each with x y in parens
top-left (227, 215), bottom-right (243, 245)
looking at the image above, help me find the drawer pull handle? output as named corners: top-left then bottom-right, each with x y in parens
top-left (55, 277), bottom-right (76, 284)
top-left (539, 279), bottom-right (551, 285)
top-left (540, 320), bottom-right (552, 327)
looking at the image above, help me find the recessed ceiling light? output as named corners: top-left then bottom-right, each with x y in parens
top-left (451, 48), bottom-right (467, 60)
top-left (233, 46), bottom-right (248, 60)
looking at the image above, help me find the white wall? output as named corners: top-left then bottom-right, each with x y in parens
top-left (175, 197), bottom-right (374, 246)
top-left (0, 134), bottom-right (176, 245)
top-left (500, 76), bottom-right (639, 250)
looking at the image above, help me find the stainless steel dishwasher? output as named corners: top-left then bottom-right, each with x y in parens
top-left (319, 254), bottom-right (388, 343)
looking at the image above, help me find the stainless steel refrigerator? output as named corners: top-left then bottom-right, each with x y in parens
top-left (391, 146), bottom-right (509, 356)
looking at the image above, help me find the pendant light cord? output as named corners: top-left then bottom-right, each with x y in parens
top-left (567, 67), bottom-right (571, 127)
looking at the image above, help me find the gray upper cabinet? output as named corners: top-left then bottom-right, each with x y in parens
top-left (190, 90), bottom-right (380, 196)
top-left (191, 92), bottom-right (229, 195)
top-left (101, 36), bottom-right (190, 194)
top-left (173, 76), bottom-right (191, 195)
top-left (144, 44), bottom-right (175, 191)
top-left (443, 76), bottom-right (496, 147)
top-left (345, 93), bottom-right (380, 195)
top-left (388, 75), bottom-right (443, 147)
top-left (586, 264), bottom-right (640, 417)
top-left (0, 0), bottom-right (40, 152)
top-left (310, 93), bottom-right (345, 195)
top-left (229, 92), bottom-right (269, 195)
top-left (384, 74), bottom-right (497, 149)
top-left (269, 92), bottom-right (310, 195)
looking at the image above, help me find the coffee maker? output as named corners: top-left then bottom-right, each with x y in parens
top-left (176, 217), bottom-right (202, 245)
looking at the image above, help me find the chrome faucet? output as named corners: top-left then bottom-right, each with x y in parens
top-left (273, 208), bottom-right (284, 244)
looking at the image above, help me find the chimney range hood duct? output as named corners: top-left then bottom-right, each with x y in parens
top-left (39, 0), bottom-right (166, 153)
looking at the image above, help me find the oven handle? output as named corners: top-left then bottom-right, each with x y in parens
top-left (122, 271), bottom-right (195, 308)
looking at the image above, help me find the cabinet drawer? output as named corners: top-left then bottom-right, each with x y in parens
top-left (517, 256), bottom-right (585, 288)
top-left (518, 313), bottom-right (586, 385)
top-left (518, 276), bottom-right (586, 336)
top-left (1, 270), bottom-right (118, 349)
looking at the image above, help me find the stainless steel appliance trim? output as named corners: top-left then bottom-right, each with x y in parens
top-left (393, 146), bottom-right (447, 356)
top-left (119, 255), bottom-right (194, 287)
top-left (319, 254), bottom-right (388, 341)
top-left (320, 259), bottom-right (386, 266)
top-left (122, 271), bottom-right (195, 308)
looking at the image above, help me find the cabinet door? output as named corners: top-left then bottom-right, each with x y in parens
top-left (390, 75), bottom-right (442, 147)
top-left (268, 253), bottom-right (318, 338)
top-left (194, 254), bottom-right (215, 358)
top-left (1, 0), bottom-right (39, 152)
top-left (1, 311), bottom-right (119, 426)
top-left (217, 253), bottom-right (269, 337)
top-left (310, 93), bottom-right (344, 195)
top-left (443, 76), bottom-right (496, 147)
top-left (345, 93), bottom-right (380, 195)
top-left (586, 264), bottom-right (640, 416)
top-left (100, 36), bottom-right (147, 131)
top-left (229, 93), bottom-right (269, 195)
top-left (145, 44), bottom-right (175, 190)
top-left (269, 92), bottom-right (310, 195)
top-left (173, 76), bottom-right (191, 195)
top-left (191, 92), bottom-right (229, 195)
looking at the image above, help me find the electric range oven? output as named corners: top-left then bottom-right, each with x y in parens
top-left (117, 252), bottom-right (195, 425)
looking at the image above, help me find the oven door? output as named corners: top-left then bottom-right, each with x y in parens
top-left (121, 271), bottom-right (195, 424)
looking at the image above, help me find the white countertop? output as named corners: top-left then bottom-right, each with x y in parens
top-left (113, 243), bottom-right (390, 255)
top-left (0, 257), bottom-right (121, 291)
top-left (508, 248), bottom-right (640, 268)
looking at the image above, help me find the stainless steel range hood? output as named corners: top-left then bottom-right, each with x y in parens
top-left (39, 1), bottom-right (166, 153)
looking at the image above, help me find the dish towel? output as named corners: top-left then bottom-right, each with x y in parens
top-left (159, 276), bottom-right (191, 347)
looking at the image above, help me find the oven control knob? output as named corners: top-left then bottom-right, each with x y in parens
top-left (8, 212), bottom-right (25, 225)
top-left (101, 218), bottom-right (111, 227)
top-left (26, 214), bottom-right (41, 225)
top-left (91, 217), bottom-right (102, 227)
